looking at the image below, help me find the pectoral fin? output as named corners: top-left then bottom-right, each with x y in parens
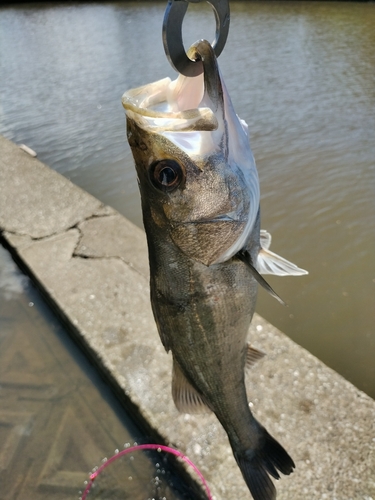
top-left (258, 230), bottom-right (308, 276)
top-left (237, 250), bottom-right (287, 306)
top-left (260, 229), bottom-right (272, 250)
top-left (172, 358), bottom-right (211, 414)
top-left (257, 247), bottom-right (308, 276)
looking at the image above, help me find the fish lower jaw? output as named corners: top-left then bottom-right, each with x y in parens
top-left (173, 211), bottom-right (244, 225)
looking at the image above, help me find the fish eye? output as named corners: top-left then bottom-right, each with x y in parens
top-left (149, 159), bottom-right (185, 192)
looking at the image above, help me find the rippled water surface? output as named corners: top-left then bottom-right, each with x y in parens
top-left (0, 1), bottom-right (374, 400)
top-left (0, 246), bottom-right (195, 499)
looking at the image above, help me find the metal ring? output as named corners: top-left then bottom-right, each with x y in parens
top-left (162, 0), bottom-right (230, 77)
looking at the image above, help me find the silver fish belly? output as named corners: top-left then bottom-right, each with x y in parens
top-left (122, 40), bottom-right (305, 500)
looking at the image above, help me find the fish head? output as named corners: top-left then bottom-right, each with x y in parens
top-left (123, 40), bottom-right (259, 266)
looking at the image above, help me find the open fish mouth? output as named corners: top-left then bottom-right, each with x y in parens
top-left (122, 75), bottom-right (218, 136)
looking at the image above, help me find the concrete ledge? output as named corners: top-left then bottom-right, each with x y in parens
top-left (1, 135), bottom-right (375, 499)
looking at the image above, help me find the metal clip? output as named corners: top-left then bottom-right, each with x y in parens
top-left (162, 0), bottom-right (230, 77)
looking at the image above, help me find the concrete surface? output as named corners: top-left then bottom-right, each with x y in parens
top-left (1, 135), bottom-right (375, 500)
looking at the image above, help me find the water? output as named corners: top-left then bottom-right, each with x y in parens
top-left (0, 245), bottom-right (201, 500)
top-left (0, 1), bottom-right (374, 402)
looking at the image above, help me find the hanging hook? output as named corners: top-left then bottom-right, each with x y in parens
top-left (162, 0), bottom-right (230, 77)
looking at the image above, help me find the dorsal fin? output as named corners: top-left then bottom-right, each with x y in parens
top-left (172, 358), bottom-right (211, 414)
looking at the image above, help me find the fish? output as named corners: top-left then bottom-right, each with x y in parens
top-left (122, 40), bottom-right (307, 500)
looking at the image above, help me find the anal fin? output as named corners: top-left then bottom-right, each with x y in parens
top-left (172, 358), bottom-right (211, 414)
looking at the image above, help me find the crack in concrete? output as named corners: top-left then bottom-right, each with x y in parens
top-left (0, 210), bottom-right (115, 244)
top-left (68, 212), bottom-right (149, 280)
top-left (85, 211), bottom-right (115, 220)
top-left (72, 250), bottom-right (148, 280)
top-left (1, 212), bottom-right (148, 281)
top-left (71, 222), bottom-right (84, 256)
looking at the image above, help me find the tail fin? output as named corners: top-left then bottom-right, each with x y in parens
top-left (234, 429), bottom-right (295, 500)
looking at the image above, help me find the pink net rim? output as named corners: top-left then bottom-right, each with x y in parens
top-left (81, 443), bottom-right (212, 500)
